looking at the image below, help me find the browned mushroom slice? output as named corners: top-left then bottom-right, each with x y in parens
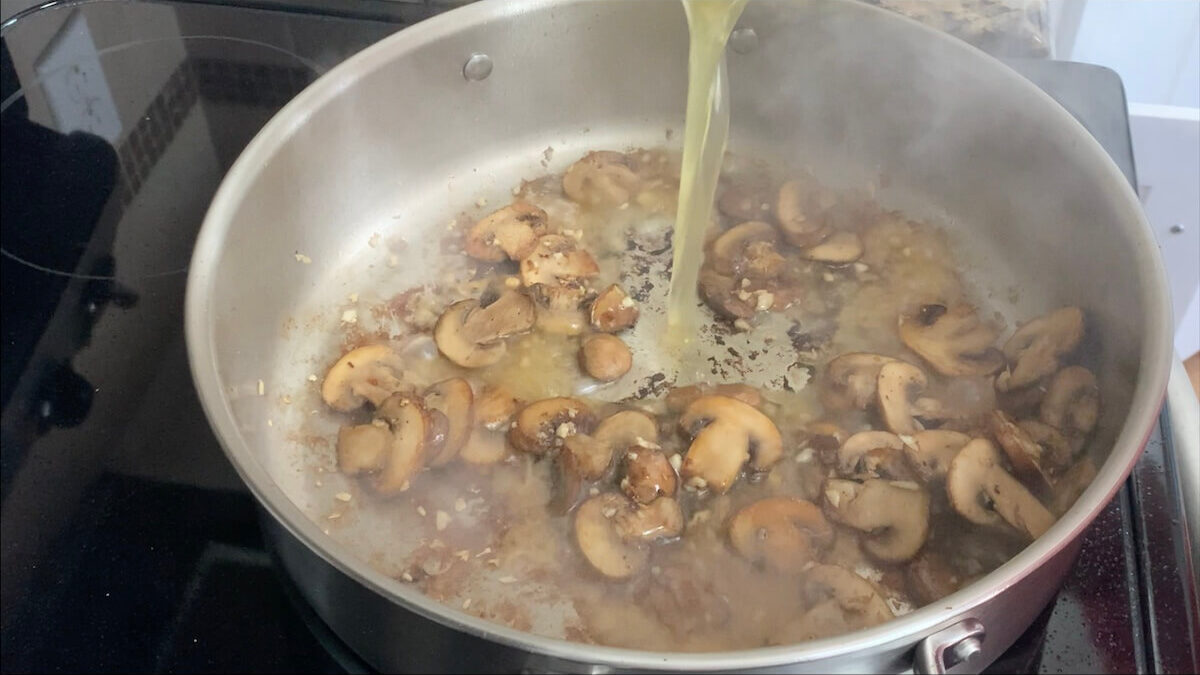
top-left (574, 493), bottom-right (650, 579)
top-left (614, 497), bottom-right (684, 543)
top-left (665, 382), bottom-right (763, 413)
top-left (336, 422), bottom-right (390, 475)
top-left (988, 410), bottom-right (1055, 488)
top-left (474, 385), bottom-right (521, 431)
top-left (464, 201), bottom-right (547, 262)
top-left (907, 550), bottom-right (963, 606)
top-left (1019, 419), bottom-right (1075, 469)
top-left (589, 284), bottom-right (639, 333)
top-left (718, 183), bottom-right (774, 222)
top-left (820, 353), bottom-right (897, 411)
top-left (996, 307), bottom-right (1085, 391)
top-left (836, 431), bottom-right (913, 480)
top-left (508, 397), bottom-right (597, 455)
top-left (459, 431), bottom-right (510, 466)
top-left (321, 344), bottom-right (408, 412)
top-left (1040, 366), bottom-right (1100, 440)
top-left (579, 334), bottom-right (633, 382)
top-left (898, 304), bottom-right (1004, 377)
top-left (371, 394), bottom-right (430, 494)
top-left (804, 421), bottom-right (850, 465)
top-left (904, 429), bottom-right (971, 482)
top-left (877, 361), bottom-right (928, 436)
top-left (709, 221), bottom-right (784, 280)
top-left (679, 395), bottom-right (783, 493)
top-left (800, 231), bottom-right (863, 265)
top-left (458, 386), bottom-right (519, 466)
top-left (698, 269), bottom-right (757, 320)
top-left (594, 409), bottom-right (660, 451)
top-left (553, 433), bottom-right (612, 512)
top-left (780, 564), bottom-right (894, 641)
top-left (728, 497), bottom-right (833, 574)
top-left (520, 234), bottom-right (600, 312)
top-left (622, 448), bottom-right (678, 504)
top-left (775, 179), bottom-right (834, 248)
top-left (562, 151), bottom-right (641, 207)
top-left (946, 438), bottom-right (1056, 540)
top-left (434, 291), bottom-right (536, 368)
top-left (822, 478), bottom-right (930, 563)
top-left (1050, 456), bottom-right (1098, 516)
top-left (420, 378), bottom-right (474, 466)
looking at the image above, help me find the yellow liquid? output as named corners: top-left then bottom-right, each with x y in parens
top-left (666, 0), bottom-right (748, 345)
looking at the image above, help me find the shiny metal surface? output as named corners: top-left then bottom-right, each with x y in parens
top-left (185, 0), bottom-right (1174, 671)
top-left (913, 619), bottom-right (985, 674)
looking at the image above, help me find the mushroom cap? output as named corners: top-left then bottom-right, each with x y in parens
top-left (904, 429), bottom-right (971, 482)
top-left (508, 397), bottom-right (596, 455)
top-left (579, 334), bottom-right (633, 382)
top-left (898, 304), bottom-right (1004, 377)
top-left (1040, 366), bottom-right (1100, 437)
top-left (836, 431), bottom-right (915, 481)
top-left (464, 201), bottom-right (547, 262)
top-left (988, 409), bottom-right (1053, 487)
top-left (728, 497), bottom-right (833, 574)
top-left (336, 423), bottom-right (390, 475)
top-left (562, 151), bottom-right (641, 207)
top-left (372, 395), bottom-right (430, 494)
top-left (718, 183), bottom-right (774, 222)
top-left (574, 493), bottom-right (650, 579)
top-left (998, 306), bottom-right (1085, 391)
top-left (822, 478), bottom-right (930, 563)
top-left (820, 352), bottom-right (897, 411)
top-left (698, 269), bottom-right (757, 320)
top-left (800, 231), bottom-right (864, 265)
top-left (622, 448), bottom-right (678, 504)
top-left (679, 395), bottom-right (783, 493)
top-left (321, 344), bottom-right (407, 412)
top-left (474, 385), bottom-right (521, 431)
top-left (877, 361), bottom-right (928, 436)
top-left (589, 284), bottom-right (639, 333)
top-left (666, 382), bottom-right (763, 414)
top-left (946, 438), bottom-right (1056, 539)
top-left (594, 409), bottom-right (660, 451)
top-left (434, 291), bottom-right (536, 368)
top-left (554, 432), bottom-right (611, 513)
top-left (775, 179), bottom-right (834, 248)
top-left (423, 378), bottom-right (474, 466)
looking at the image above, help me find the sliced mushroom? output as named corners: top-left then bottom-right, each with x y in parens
top-left (562, 151), bottom-right (641, 207)
top-left (780, 564), bottom-right (893, 642)
top-left (804, 421), bottom-right (850, 465)
top-left (898, 304), bottom-right (1004, 377)
top-left (775, 179), bottom-right (834, 248)
top-left (665, 382), bottom-right (763, 414)
top-left (554, 433), bottom-right (613, 513)
top-left (423, 378), bottom-right (474, 466)
top-left (1019, 419), bottom-right (1075, 469)
top-left (800, 231), bottom-right (863, 265)
top-left (508, 397), bottom-right (597, 455)
top-left (574, 493), bottom-right (650, 579)
top-left (520, 234), bottom-right (600, 311)
top-left (904, 429), bottom-right (971, 482)
top-left (459, 431), bottom-right (510, 466)
top-left (820, 353), bottom-right (896, 411)
top-left (579, 334), bottom-right (633, 382)
top-left (1050, 456), bottom-right (1098, 516)
top-left (372, 394), bottom-right (430, 494)
top-left (1040, 366), bottom-right (1100, 439)
top-left (336, 422), bottom-right (390, 475)
top-left (698, 269), bottom-right (756, 320)
top-left (877, 361), bottom-right (928, 436)
top-left (622, 448), bottom-right (678, 504)
top-left (614, 496), bottom-right (684, 543)
top-left (589, 284), bottom-right (639, 333)
top-left (434, 291), bottom-right (536, 368)
top-left (594, 409), bottom-right (660, 451)
top-left (946, 438), bottom-right (1056, 540)
top-left (458, 388), bottom-right (517, 466)
top-left (709, 221), bottom-right (784, 280)
top-left (988, 410), bottom-right (1054, 488)
top-left (822, 478), bottom-right (930, 562)
top-left (996, 307), bottom-right (1085, 391)
top-left (836, 431), bottom-right (914, 480)
top-left (464, 201), bottom-right (547, 262)
top-left (679, 395), bottom-right (783, 493)
top-left (727, 497), bottom-right (833, 574)
top-left (474, 385), bottom-right (521, 431)
top-left (907, 550), bottom-right (962, 606)
top-left (718, 183), bottom-right (774, 222)
top-left (321, 344), bottom-right (407, 412)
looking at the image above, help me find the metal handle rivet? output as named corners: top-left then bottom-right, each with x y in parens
top-left (730, 27), bottom-right (758, 54)
top-left (463, 53), bottom-right (493, 81)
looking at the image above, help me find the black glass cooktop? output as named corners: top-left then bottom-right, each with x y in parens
top-left (1, 2), bottom-right (1196, 673)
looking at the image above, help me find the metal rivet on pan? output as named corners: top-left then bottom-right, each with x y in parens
top-left (1169, 223), bottom-right (1185, 234)
top-left (463, 53), bottom-right (493, 81)
top-left (730, 27), bottom-right (758, 54)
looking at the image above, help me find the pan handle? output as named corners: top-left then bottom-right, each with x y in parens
top-left (913, 618), bottom-right (986, 674)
